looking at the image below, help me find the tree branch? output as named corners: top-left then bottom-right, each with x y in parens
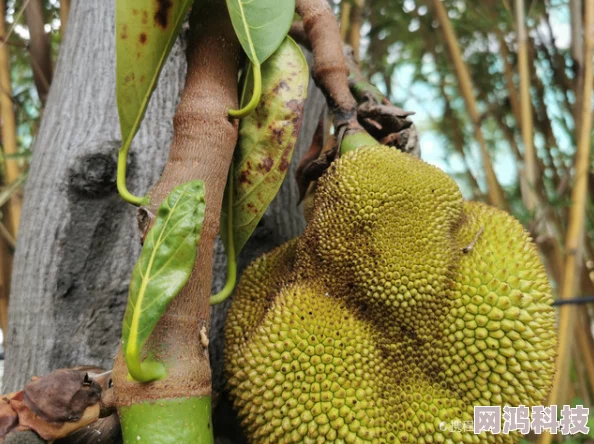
top-left (113, 0), bottom-right (240, 408)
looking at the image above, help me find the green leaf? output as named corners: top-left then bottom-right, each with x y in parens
top-left (220, 37), bottom-right (308, 258)
top-left (122, 180), bottom-right (206, 382)
top-left (115, 0), bottom-right (193, 205)
top-left (225, 0), bottom-right (295, 66)
top-left (225, 0), bottom-right (295, 118)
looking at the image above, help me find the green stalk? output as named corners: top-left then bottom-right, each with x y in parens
top-left (340, 130), bottom-right (378, 155)
top-left (228, 62), bottom-right (262, 118)
top-left (117, 147), bottom-right (149, 206)
top-left (211, 58), bottom-right (253, 305)
top-left (120, 397), bottom-right (213, 444)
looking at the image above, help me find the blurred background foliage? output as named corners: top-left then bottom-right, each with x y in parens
top-left (333, 1), bottom-right (594, 442)
top-left (0, 0), bottom-right (63, 349)
top-left (0, 0), bottom-right (592, 441)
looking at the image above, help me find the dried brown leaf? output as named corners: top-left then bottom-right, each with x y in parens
top-left (0, 393), bottom-right (19, 438)
top-left (10, 391), bottom-right (100, 442)
top-left (23, 369), bottom-right (101, 424)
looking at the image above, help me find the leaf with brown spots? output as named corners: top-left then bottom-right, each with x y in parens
top-left (116, 0), bottom-right (193, 181)
top-left (220, 37), bottom-right (308, 256)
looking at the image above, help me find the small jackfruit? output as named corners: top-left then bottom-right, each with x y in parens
top-left (225, 145), bottom-right (557, 443)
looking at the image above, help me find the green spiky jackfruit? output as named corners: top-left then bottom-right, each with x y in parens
top-left (225, 146), bottom-right (557, 444)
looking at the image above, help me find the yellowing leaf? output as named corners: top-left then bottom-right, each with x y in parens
top-left (115, 0), bottom-right (193, 204)
top-left (221, 37), bottom-right (308, 257)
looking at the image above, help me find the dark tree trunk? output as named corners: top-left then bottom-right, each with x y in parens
top-left (4, 1), bottom-right (326, 422)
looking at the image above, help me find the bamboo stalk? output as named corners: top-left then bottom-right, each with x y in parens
top-left (515, 0), bottom-right (539, 212)
top-left (540, 1), bottom-right (594, 442)
top-left (496, 32), bottom-right (522, 126)
top-left (339, 0), bottom-right (351, 41)
top-left (571, 0), bottom-right (584, 66)
top-left (431, 0), bottom-right (507, 210)
top-left (348, 0), bottom-right (364, 59)
top-left (0, 0), bottom-right (22, 238)
top-left (576, 310), bottom-right (594, 397)
top-left (571, 0), bottom-right (584, 138)
top-left (439, 77), bottom-right (481, 198)
top-left (572, 344), bottom-right (592, 406)
top-left (0, 234), bottom-right (9, 343)
top-left (24, 0), bottom-right (52, 105)
top-left (0, 0), bottom-right (20, 333)
top-left (60, 0), bottom-right (70, 36)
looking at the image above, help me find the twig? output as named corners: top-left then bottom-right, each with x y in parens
top-left (0, 221), bottom-right (16, 249)
top-left (294, 0), bottom-right (361, 136)
top-left (0, 0), bottom-right (32, 50)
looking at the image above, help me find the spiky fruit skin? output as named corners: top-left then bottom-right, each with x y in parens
top-left (225, 146), bottom-right (557, 443)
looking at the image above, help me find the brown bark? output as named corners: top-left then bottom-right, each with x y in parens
top-left (113, 2), bottom-right (240, 404)
top-left (24, 0), bottom-right (53, 105)
top-left (296, 0), bottom-right (357, 125)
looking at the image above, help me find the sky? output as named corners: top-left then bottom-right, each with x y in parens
top-left (361, 0), bottom-right (573, 198)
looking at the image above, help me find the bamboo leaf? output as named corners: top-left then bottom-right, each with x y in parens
top-left (115, 0), bottom-right (193, 204)
top-left (220, 37), bottom-right (308, 258)
top-left (122, 180), bottom-right (206, 382)
top-left (225, 0), bottom-right (295, 66)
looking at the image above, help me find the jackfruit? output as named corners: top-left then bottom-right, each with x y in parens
top-left (225, 145), bottom-right (557, 443)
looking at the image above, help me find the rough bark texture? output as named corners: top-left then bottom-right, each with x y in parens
top-left (4, 0), bottom-right (187, 389)
top-left (5, 0), bottom-right (326, 416)
top-left (295, 0), bottom-right (356, 119)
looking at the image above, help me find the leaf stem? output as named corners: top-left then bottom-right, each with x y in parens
top-left (228, 62), bottom-right (262, 119)
top-left (211, 163), bottom-right (237, 305)
top-left (124, 346), bottom-right (166, 383)
top-left (117, 146), bottom-right (149, 206)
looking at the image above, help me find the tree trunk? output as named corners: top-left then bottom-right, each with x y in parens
top-left (4, 0), bottom-right (186, 390)
top-left (4, 0), bottom-right (326, 417)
